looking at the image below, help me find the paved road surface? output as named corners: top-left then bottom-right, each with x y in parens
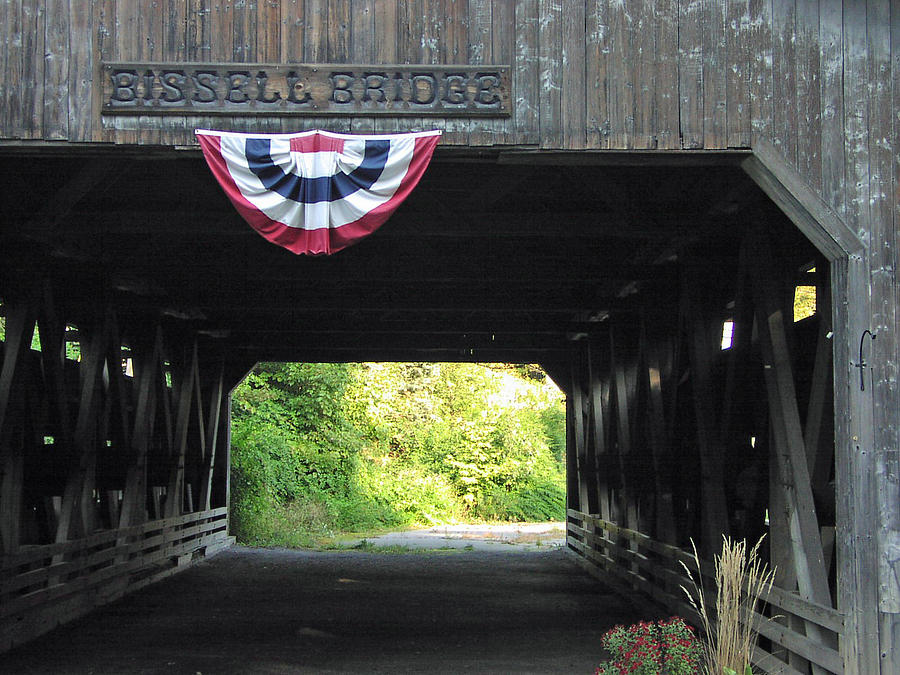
top-left (3, 544), bottom-right (641, 674)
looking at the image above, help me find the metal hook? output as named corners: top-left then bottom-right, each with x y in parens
top-left (857, 329), bottom-right (877, 391)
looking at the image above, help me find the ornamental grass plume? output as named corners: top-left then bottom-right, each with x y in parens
top-left (680, 535), bottom-right (775, 674)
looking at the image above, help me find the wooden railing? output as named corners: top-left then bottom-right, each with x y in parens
top-left (567, 510), bottom-right (844, 675)
top-left (0, 508), bottom-right (232, 651)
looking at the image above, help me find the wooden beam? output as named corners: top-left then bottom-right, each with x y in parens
top-left (641, 321), bottom-right (677, 545)
top-left (104, 313), bottom-right (131, 475)
top-left (565, 388), bottom-right (579, 512)
top-left (683, 278), bottom-right (730, 553)
top-left (742, 138), bottom-right (864, 260)
top-left (587, 343), bottom-right (612, 522)
top-left (118, 329), bottom-right (164, 527)
top-left (0, 300), bottom-right (34, 437)
top-left (165, 339), bottom-right (200, 518)
top-left (55, 314), bottom-right (111, 543)
top-left (570, 359), bottom-right (591, 515)
top-left (804, 264), bottom-right (834, 505)
top-left (609, 323), bottom-right (643, 585)
top-left (198, 360), bottom-right (225, 512)
top-left (750, 234), bottom-right (834, 614)
top-left (36, 281), bottom-right (73, 461)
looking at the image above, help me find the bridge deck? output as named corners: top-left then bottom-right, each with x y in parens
top-left (1, 546), bottom-right (640, 674)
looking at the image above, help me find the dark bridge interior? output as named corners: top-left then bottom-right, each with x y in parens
top-left (0, 148), bottom-right (836, 671)
top-left (0, 149), bottom-right (810, 366)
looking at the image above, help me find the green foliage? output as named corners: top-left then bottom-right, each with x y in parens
top-left (596, 618), bottom-right (703, 675)
top-left (230, 361), bottom-right (567, 546)
top-left (793, 285), bottom-right (817, 322)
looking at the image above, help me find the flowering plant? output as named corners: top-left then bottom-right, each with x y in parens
top-left (596, 617), bottom-right (703, 675)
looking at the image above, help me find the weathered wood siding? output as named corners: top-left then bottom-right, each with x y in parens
top-left (1, 2), bottom-right (896, 671)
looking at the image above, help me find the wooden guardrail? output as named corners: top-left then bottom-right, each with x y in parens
top-left (0, 508), bottom-right (232, 651)
top-left (567, 510), bottom-right (844, 675)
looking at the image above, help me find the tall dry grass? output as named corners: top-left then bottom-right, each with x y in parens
top-left (681, 535), bottom-right (776, 674)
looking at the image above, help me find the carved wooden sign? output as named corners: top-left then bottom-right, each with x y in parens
top-left (102, 63), bottom-right (510, 117)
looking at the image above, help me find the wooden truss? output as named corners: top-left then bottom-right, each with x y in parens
top-left (0, 275), bottom-right (244, 650)
top-left (565, 225), bottom-right (839, 672)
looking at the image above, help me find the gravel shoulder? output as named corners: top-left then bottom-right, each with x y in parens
top-left (344, 521), bottom-right (567, 552)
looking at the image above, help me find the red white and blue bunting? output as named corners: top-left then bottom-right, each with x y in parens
top-left (196, 128), bottom-right (441, 255)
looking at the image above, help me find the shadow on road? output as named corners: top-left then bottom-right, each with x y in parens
top-left (4, 545), bottom-right (641, 674)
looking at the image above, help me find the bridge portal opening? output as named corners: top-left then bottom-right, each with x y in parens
top-left (226, 360), bottom-right (566, 548)
top-left (0, 150), bottom-right (840, 669)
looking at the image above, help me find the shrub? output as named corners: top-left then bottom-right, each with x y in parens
top-left (596, 617), bottom-right (703, 675)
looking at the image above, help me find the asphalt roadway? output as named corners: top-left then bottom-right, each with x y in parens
top-left (3, 539), bottom-right (641, 674)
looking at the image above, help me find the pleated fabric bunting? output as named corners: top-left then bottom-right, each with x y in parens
top-left (196, 128), bottom-right (441, 255)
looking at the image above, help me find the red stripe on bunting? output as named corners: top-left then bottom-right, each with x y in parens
top-left (289, 134), bottom-right (345, 154)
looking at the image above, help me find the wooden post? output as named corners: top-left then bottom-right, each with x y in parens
top-left (641, 320), bottom-right (677, 545)
top-left (571, 346), bottom-right (599, 515)
top-left (0, 298), bottom-right (35, 554)
top-left (833, 254), bottom-right (881, 672)
top-left (565, 382), bottom-right (579, 513)
top-left (683, 277), bottom-right (730, 554)
top-left (587, 339), bottom-right (612, 522)
top-left (198, 359), bottom-right (225, 511)
top-left (55, 315), bottom-right (110, 543)
top-left (750, 232), bottom-right (837, 668)
top-left (119, 329), bottom-right (164, 527)
top-left (165, 338), bottom-right (200, 518)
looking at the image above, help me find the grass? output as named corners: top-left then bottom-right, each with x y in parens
top-left (681, 535), bottom-right (776, 674)
top-left (341, 540), bottom-right (470, 555)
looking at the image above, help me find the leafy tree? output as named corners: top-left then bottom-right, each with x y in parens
top-left (230, 361), bottom-right (567, 546)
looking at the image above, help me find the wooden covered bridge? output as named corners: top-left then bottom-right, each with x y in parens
top-left (0, 2), bottom-right (896, 672)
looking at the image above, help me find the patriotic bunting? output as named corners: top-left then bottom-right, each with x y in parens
top-left (196, 128), bottom-right (441, 255)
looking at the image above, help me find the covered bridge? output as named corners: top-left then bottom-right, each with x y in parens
top-left (0, 2), bottom-right (897, 673)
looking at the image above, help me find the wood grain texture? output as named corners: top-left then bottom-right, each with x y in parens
top-left (209, 0), bottom-right (234, 61)
top-left (466, 0), bottom-right (491, 146)
top-left (560, 0), bottom-right (585, 149)
top-left (21, 1), bottom-right (45, 139)
top-left (678, 0), bottom-right (703, 148)
top-left (772, 0), bottom-right (796, 164)
top-left (2, 0), bottom-right (24, 138)
top-left (372, 0), bottom-right (401, 135)
top-left (233, 0), bottom-right (259, 62)
top-left (584, 0), bottom-right (608, 148)
top-left (795, 0), bottom-right (821, 190)
top-left (654, 0), bottom-right (679, 150)
top-left (489, 0), bottom-right (513, 145)
top-left (866, 0), bottom-right (900, 623)
top-left (607, 0), bottom-right (634, 149)
top-left (725, 0), bottom-right (751, 148)
top-left (514, 0), bottom-right (539, 144)
top-left (747, 0), bottom-right (773, 144)
top-left (537, 0), bottom-right (561, 148)
top-left (42, 0), bottom-right (69, 140)
top-left (817, 0), bottom-right (844, 217)
top-left (702, 0), bottom-right (727, 148)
